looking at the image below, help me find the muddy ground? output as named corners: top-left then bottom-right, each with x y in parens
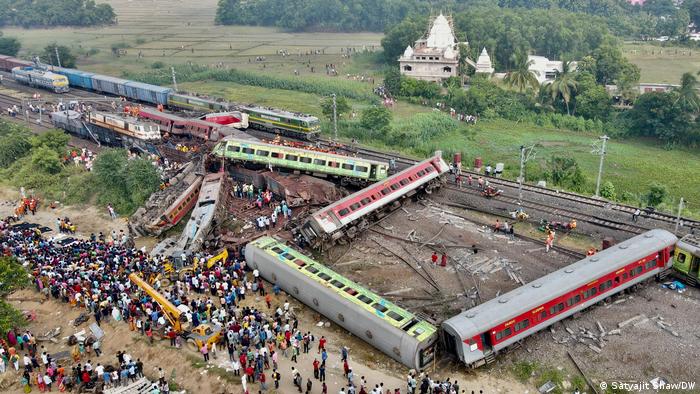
top-left (328, 197), bottom-right (700, 391)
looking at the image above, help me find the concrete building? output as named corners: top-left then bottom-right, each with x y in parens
top-left (398, 14), bottom-right (463, 82)
top-left (527, 55), bottom-right (577, 84)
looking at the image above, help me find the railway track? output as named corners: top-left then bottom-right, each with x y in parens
top-left (443, 184), bottom-right (650, 235)
top-left (307, 135), bottom-right (699, 235)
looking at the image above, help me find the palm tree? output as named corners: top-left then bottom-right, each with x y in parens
top-left (675, 72), bottom-right (700, 114)
top-left (547, 60), bottom-right (577, 115)
top-left (503, 51), bottom-right (539, 93)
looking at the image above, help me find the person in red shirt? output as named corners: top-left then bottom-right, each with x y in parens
top-left (312, 358), bottom-right (320, 379)
top-left (245, 365), bottom-right (254, 383)
top-left (259, 372), bottom-right (267, 390)
top-left (431, 252), bottom-right (438, 267)
top-left (441, 253), bottom-right (448, 267)
top-left (343, 360), bottom-right (349, 377)
top-left (81, 370), bottom-right (91, 383)
top-left (167, 329), bottom-right (177, 347)
top-left (318, 336), bottom-right (326, 353)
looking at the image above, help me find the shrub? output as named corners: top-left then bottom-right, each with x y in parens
top-left (600, 181), bottom-right (616, 200)
top-left (645, 183), bottom-right (667, 207)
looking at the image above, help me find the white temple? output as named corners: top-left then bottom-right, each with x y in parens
top-left (474, 47), bottom-right (494, 75)
top-left (398, 14), bottom-right (463, 82)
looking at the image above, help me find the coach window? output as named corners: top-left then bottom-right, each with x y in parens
top-left (357, 294), bottom-right (373, 304)
top-left (271, 152), bottom-right (283, 158)
top-left (344, 288), bottom-right (358, 296)
top-left (514, 319), bottom-right (530, 332)
top-left (226, 145), bottom-right (240, 152)
top-left (330, 280), bottom-right (344, 288)
top-left (633, 266), bottom-right (643, 276)
top-left (282, 253), bottom-right (295, 261)
top-left (390, 184), bottom-right (400, 191)
top-left (496, 327), bottom-right (512, 340)
top-left (425, 166), bottom-right (434, 172)
top-left (549, 303), bottom-right (564, 315)
top-left (314, 159), bottom-right (326, 166)
top-left (373, 304), bottom-right (388, 313)
top-left (342, 163), bottom-right (354, 170)
top-left (387, 311), bottom-right (404, 322)
top-left (256, 150), bottom-right (269, 157)
top-left (623, 273), bottom-right (628, 280)
top-left (294, 259), bottom-right (307, 268)
top-left (328, 161), bottom-right (338, 168)
top-left (381, 188), bottom-right (391, 195)
top-left (299, 157), bottom-right (312, 164)
top-left (360, 198), bottom-right (371, 206)
top-left (356, 165), bottom-right (368, 173)
top-left (417, 170), bottom-right (426, 177)
top-left (350, 203), bottom-right (361, 211)
top-left (317, 273), bottom-right (332, 281)
top-left (271, 247), bottom-right (285, 254)
top-left (305, 266), bottom-right (319, 274)
top-left (242, 147), bottom-right (255, 154)
top-left (645, 260), bottom-right (657, 270)
top-left (399, 179), bottom-right (410, 186)
top-left (285, 154), bottom-right (298, 161)
top-left (338, 208), bottom-right (350, 216)
top-left (614, 276), bottom-right (621, 285)
top-left (537, 311), bottom-right (547, 321)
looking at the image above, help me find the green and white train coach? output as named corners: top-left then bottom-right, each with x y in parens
top-left (213, 137), bottom-right (389, 184)
top-left (245, 236), bottom-right (438, 370)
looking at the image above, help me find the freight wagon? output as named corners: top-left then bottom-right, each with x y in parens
top-left (245, 236), bottom-right (438, 370)
top-left (52, 67), bottom-right (95, 90)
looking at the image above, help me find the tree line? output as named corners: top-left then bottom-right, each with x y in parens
top-left (0, 0), bottom-right (115, 27)
top-left (216, 0), bottom-right (689, 39)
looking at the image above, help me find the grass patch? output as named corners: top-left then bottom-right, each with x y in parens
top-left (512, 361), bottom-right (538, 382)
top-left (341, 117), bottom-right (700, 218)
top-left (534, 366), bottom-right (566, 394)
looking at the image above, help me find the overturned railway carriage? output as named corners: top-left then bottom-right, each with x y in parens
top-left (301, 153), bottom-right (449, 246)
top-left (12, 67), bottom-right (69, 93)
top-left (245, 237), bottom-right (438, 370)
top-left (673, 234), bottom-right (700, 286)
top-left (442, 229), bottom-right (678, 368)
top-left (212, 137), bottom-right (389, 184)
top-left (138, 107), bottom-right (254, 142)
top-left (50, 110), bottom-right (160, 152)
top-left (167, 93), bottom-right (230, 112)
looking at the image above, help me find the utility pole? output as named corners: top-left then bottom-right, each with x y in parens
top-left (593, 135), bottom-right (610, 197)
top-left (675, 197), bottom-right (685, 233)
top-left (331, 93), bottom-right (338, 141)
top-left (171, 67), bottom-right (178, 92)
top-left (54, 46), bottom-right (62, 68)
top-left (517, 144), bottom-right (536, 205)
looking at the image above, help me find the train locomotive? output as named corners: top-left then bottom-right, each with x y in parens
top-left (12, 67), bottom-right (69, 93)
top-left (245, 236), bottom-right (438, 370)
top-left (300, 152), bottom-right (449, 246)
top-left (442, 229), bottom-right (677, 368)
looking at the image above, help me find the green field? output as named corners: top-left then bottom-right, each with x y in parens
top-left (3, 0), bottom-right (383, 79)
top-left (623, 42), bottom-right (700, 84)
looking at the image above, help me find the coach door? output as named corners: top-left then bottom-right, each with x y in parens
top-left (480, 332), bottom-right (493, 353)
top-left (369, 164), bottom-right (378, 180)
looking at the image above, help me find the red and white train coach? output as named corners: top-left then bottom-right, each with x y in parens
top-left (442, 229), bottom-right (677, 368)
top-left (300, 152), bottom-right (450, 246)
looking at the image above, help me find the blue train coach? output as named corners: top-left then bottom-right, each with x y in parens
top-left (124, 81), bottom-right (172, 106)
top-left (91, 74), bottom-right (130, 97)
top-left (53, 68), bottom-right (95, 90)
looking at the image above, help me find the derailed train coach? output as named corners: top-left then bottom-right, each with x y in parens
top-left (245, 236), bottom-right (438, 370)
top-left (442, 229), bottom-right (677, 368)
